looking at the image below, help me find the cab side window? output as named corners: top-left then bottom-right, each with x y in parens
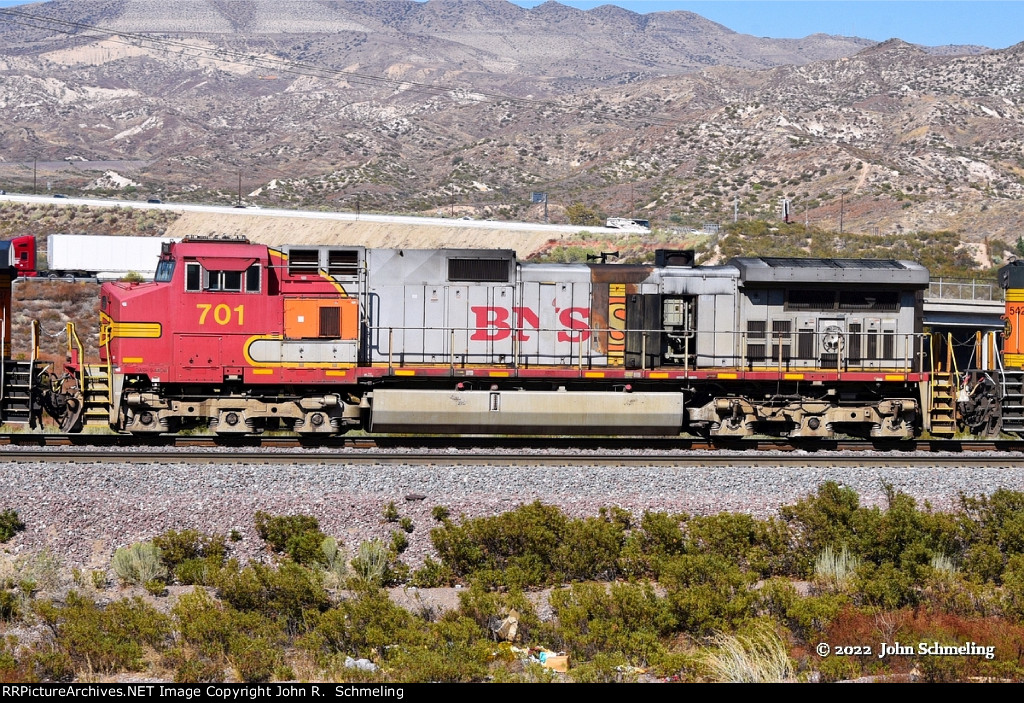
top-left (184, 262), bottom-right (260, 293)
top-left (185, 262), bottom-right (201, 292)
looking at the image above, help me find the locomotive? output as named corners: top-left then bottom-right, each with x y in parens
top-left (43, 235), bottom-right (950, 440)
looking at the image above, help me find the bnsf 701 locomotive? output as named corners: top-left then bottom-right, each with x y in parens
top-left (43, 235), bottom-right (946, 439)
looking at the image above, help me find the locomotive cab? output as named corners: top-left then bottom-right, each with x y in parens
top-left (100, 236), bottom-right (365, 434)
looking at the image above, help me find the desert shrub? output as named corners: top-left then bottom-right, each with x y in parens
top-left (0, 510), bottom-right (25, 543)
top-left (382, 502), bottom-right (400, 522)
top-left (569, 652), bottom-right (634, 683)
top-left (165, 648), bottom-right (225, 683)
top-left (0, 591), bottom-right (19, 622)
top-left (410, 556), bottom-right (454, 588)
top-left (305, 585), bottom-right (415, 661)
top-left (383, 641), bottom-right (490, 683)
top-left (254, 512), bottom-right (329, 566)
top-left (351, 538), bottom-right (409, 587)
top-left (390, 530), bottom-right (409, 555)
top-left (34, 592), bottom-right (171, 673)
top-left (781, 482), bottom-right (964, 582)
top-left (153, 529), bottom-right (227, 572)
top-left (1001, 554), bottom-right (1024, 619)
top-left (963, 543), bottom-right (1005, 584)
top-left (173, 588), bottom-right (283, 683)
top-left (619, 511), bottom-right (686, 577)
top-left (429, 502), bottom-right (626, 587)
top-left (1, 637), bottom-right (39, 683)
top-left (779, 482), bottom-right (869, 572)
top-left (111, 542), bottom-right (167, 586)
top-left (854, 560), bottom-right (919, 609)
top-left (320, 536), bottom-right (347, 586)
top-left (683, 513), bottom-right (794, 577)
top-left (548, 582), bottom-right (675, 664)
top-left (174, 558), bottom-right (223, 587)
top-left (755, 577), bottom-right (848, 640)
top-left (958, 489), bottom-right (1024, 582)
top-left (659, 554), bottom-right (755, 635)
top-left (455, 580), bottom-right (542, 645)
top-left (431, 506), bottom-right (450, 522)
top-left (216, 561), bottom-right (330, 631)
top-left (381, 615), bottom-right (492, 682)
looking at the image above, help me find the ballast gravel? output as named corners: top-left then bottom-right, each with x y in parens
top-left (3, 455), bottom-right (1024, 570)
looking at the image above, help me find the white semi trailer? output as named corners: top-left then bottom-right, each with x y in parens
top-left (45, 234), bottom-right (178, 280)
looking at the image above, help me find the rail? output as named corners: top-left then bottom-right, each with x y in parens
top-left (928, 277), bottom-right (1002, 302)
top-left (373, 325), bottom-right (932, 375)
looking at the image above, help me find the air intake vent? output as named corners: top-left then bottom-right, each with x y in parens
top-left (448, 258), bottom-right (510, 283)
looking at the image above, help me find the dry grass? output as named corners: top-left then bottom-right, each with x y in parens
top-left (702, 624), bottom-right (794, 683)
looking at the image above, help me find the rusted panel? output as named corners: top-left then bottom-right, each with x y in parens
top-left (590, 266), bottom-right (652, 363)
top-left (589, 264), bottom-right (654, 284)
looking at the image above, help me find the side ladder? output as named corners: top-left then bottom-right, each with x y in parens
top-left (0, 320), bottom-right (43, 426)
top-left (66, 322), bottom-right (112, 428)
top-left (1000, 370), bottom-right (1024, 435)
top-left (928, 371), bottom-right (957, 437)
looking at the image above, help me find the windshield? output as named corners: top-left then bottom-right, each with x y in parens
top-left (155, 259), bottom-right (175, 283)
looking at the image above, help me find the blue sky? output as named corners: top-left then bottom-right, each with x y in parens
top-left (1, 1), bottom-right (1021, 49)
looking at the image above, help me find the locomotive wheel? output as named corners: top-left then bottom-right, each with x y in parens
top-left (59, 397), bottom-right (84, 434)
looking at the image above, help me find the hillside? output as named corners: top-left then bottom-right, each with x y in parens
top-left (0, 0), bottom-right (1020, 249)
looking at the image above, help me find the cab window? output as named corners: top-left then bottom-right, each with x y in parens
top-left (185, 262), bottom-right (260, 293)
top-left (185, 262), bottom-right (201, 291)
top-left (156, 259), bottom-right (175, 282)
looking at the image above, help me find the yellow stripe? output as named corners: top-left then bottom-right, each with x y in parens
top-left (1006, 353), bottom-right (1024, 368)
top-left (122, 357), bottom-right (143, 363)
top-left (584, 372), bottom-right (605, 378)
top-left (109, 321), bottom-right (162, 338)
top-left (394, 370), bottom-right (416, 376)
top-left (718, 373), bottom-right (738, 379)
top-left (489, 371), bottom-right (510, 377)
top-left (884, 374), bottom-right (906, 381)
top-left (326, 371), bottom-right (348, 377)
top-left (1007, 290), bottom-right (1024, 302)
top-left (784, 373), bottom-right (804, 380)
top-left (252, 369), bottom-right (274, 375)
top-left (649, 372), bottom-right (669, 379)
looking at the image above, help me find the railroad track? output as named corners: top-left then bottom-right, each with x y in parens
top-left (0, 433), bottom-right (1022, 467)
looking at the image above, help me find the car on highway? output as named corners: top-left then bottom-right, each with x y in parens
top-left (147, 198), bottom-right (162, 204)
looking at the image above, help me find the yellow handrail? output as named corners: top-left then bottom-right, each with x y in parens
top-left (66, 321), bottom-right (86, 400)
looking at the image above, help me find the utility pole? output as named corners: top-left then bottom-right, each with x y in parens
top-left (733, 196), bottom-right (739, 223)
top-left (237, 171), bottom-right (242, 207)
top-left (33, 159), bottom-right (37, 195)
top-left (839, 190), bottom-right (846, 234)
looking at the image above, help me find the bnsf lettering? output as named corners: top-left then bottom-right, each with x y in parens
top-left (470, 306), bottom-right (590, 342)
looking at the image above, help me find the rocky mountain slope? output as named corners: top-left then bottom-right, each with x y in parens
top-left (0, 0), bottom-right (1020, 252)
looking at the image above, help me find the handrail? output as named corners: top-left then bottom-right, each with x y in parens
top-left (66, 321), bottom-right (86, 399)
top-left (366, 324), bottom-right (930, 374)
top-left (1, 313), bottom-right (5, 405)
